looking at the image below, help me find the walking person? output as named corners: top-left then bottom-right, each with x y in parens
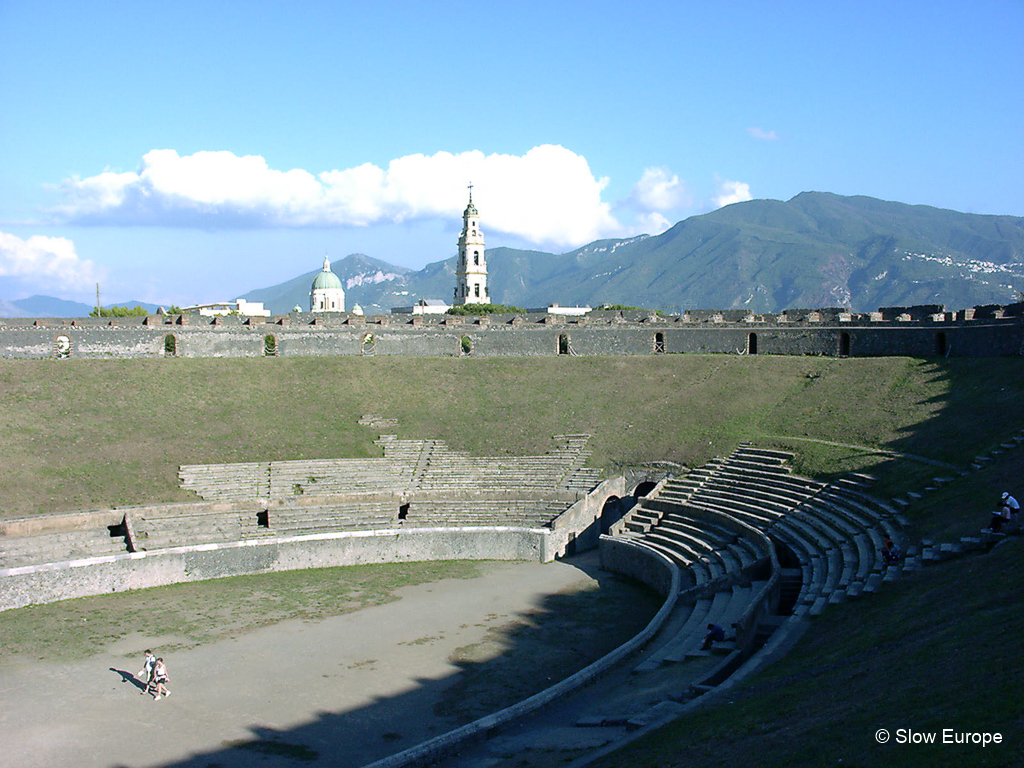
top-left (138, 649), bottom-right (156, 695)
top-left (152, 657), bottom-right (171, 700)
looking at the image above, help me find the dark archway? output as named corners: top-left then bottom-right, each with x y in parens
top-left (600, 495), bottom-right (622, 535)
top-left (936, 331), bottom-right (948, 357)
top-left (747, 332), bottom-right (758, 355)
top-left (654, 332), bottom-right (665, 354)
top-left (633, 481), bottom-right (657, 498)
top-left (558, 334), bottom-right (570, 355)
top-left (163, 334), bottom-right (177, 357)
top-left (839, 332), bottom-right (851, 357)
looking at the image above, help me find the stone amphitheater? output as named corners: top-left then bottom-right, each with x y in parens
top-left (6, 397), bottom-right (1008, 767)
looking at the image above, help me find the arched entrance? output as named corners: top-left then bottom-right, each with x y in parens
top-left (264, 334), bottom-right (278, 356)
top-left (558, 334), bottom-right (571, 355)
top-left (936, 331), bottom-right (948, 357)
top-left (747, 332), bottom-right (758, 355)
top-left (600, 495), bottom-right (622, 534)
top-left (633, 480), bottom-right (657, 498)
top-left (654, 332), bottom-right (665, 354)
top-left (163, 335), bottom-right (177, 357)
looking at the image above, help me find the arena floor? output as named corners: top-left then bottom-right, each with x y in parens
top-left (0, 557), bottom-right (609, 768)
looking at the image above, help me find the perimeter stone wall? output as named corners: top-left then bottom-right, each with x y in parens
top-left (1, 306), bottom-right (1023, 359)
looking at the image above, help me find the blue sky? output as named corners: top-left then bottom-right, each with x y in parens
top-left (1, 0), bottom-right (1022, 306)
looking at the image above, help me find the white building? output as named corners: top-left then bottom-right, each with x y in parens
top-left (453, 187), bottom-right (489, 305)
top-left (310, 255), bottom-right (345, 312)
top-left (183, 299), bottom-right (271, 317)
top-left (527, 304), bottom-right (592, 316)
top-left (391, 299), bottom-right (451, 315)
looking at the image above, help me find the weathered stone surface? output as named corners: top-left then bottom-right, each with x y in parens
top-left (2, 310), bottom-right (1022, 359)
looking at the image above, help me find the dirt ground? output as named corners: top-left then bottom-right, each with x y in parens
top-left (0, 555), bottom-right (655, 768)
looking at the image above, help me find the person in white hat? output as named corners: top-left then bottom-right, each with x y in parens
top-left (1001, 492), bottom-right (1019, 512)
top-left (991, 492), bottom-right (1020, 532)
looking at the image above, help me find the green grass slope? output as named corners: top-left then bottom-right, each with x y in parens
top-left (1, 355), bottom-right (1022, 518)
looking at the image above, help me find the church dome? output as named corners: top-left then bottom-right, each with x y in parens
top-left (311, 269), bottom-right (343, 291)
top-left (311, 256), bottom-right (343, 291)
top-left (310, 255), bottom-right (346, 313)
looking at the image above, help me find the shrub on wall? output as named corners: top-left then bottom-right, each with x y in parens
top-left (447, 303), bottom-right (524, 316)
top-left (599, 304), bottom-right (664, 315)
top-left (90, 305), bottom-right (149, 317)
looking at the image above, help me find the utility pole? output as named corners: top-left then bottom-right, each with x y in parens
top-left (95, 283), bottom-right (101, 317)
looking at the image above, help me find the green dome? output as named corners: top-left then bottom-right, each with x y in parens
top-left (311, 270), bottom-right (343, 290)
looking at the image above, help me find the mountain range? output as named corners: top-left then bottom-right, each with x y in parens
top-left (6, 192), bottom-right (1023, 318)
top-left (242, 192), bottom-right (1024, 315)
top-left (0, 296), bottom-right (162, 319)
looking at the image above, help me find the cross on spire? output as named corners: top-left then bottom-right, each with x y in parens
top-left (467, 181), bottom-right (473, 202)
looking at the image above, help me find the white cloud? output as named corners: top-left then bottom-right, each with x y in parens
top-left (630, 167), bottom-right (688, 212)
top-left (56, 145), bottom-right (632, 248)
top-left (747, 126), bottom-right (779, 141)
top-left (634, 211), bottom-right (673, 233)
top-left (0, 231), bottom-right (104, 293)
top-left (713, 180), bottom-right (753, 208)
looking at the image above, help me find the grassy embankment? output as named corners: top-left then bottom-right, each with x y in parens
top-left (2, 355), bottom-right (1020, 521)
top-left (2, 354), bottom-right (1023, 765)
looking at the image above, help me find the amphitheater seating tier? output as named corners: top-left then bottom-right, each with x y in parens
top-left (0, 528), bottom-right (129, 568)
top-left (113, 434), bottom-right (605, 549)
top-left (178, 434), bottom-right (601, 503)
top-left (132, 508), bottom-right (273, 551)
top-left (402, 499), bottom-right (569, 528)
top-left (634, 580), bottom-right (767, 671)
top-left (268, 503), bottom-right (397, 535)
top-left (617, 442), bottom-right (910, 623)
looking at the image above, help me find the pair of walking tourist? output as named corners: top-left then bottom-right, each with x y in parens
top-left (138, 650), bottom-right (171, 700)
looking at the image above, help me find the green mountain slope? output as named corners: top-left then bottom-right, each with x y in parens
top-left (244, 193), bottom-right (1024, 314)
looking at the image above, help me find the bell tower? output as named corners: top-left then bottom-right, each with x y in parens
top-left (453, 184), bottom-right (489, 305)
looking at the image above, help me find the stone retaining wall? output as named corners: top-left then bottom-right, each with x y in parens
top-left (548, 476), bottom-right (626, 555)
top-left (598, 532), bottom-right (677, 595)
top-left (0, 527), bottom-right (552, 612)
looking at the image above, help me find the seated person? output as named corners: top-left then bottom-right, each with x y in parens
top-left (1001, 492), bottom-right (1020, 516)
top-left (702, 623), bottom-right (726, 650)
top-left (989, 506), bottom-right (1012, 533)
top-left (879, 538), bottom-right (902, 565)
top-left (996, 492), bottom-right (1020, 532)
